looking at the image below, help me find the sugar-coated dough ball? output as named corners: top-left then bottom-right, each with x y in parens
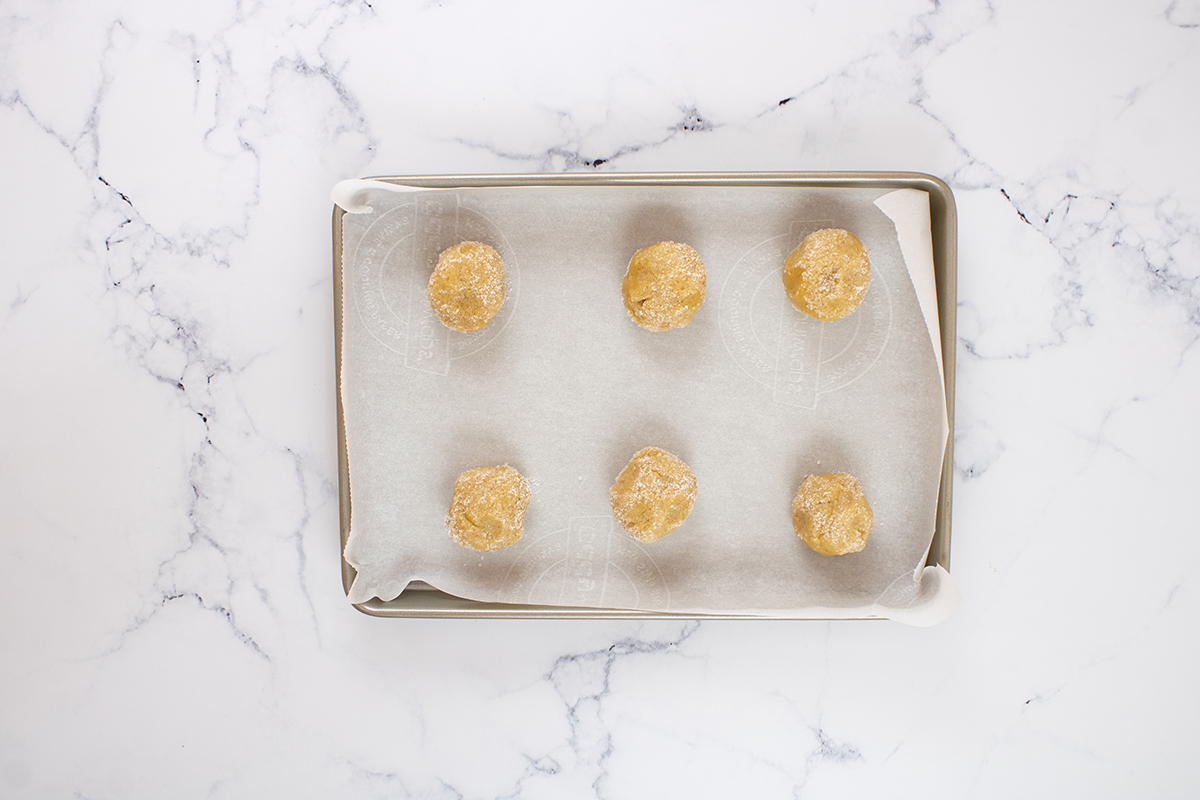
top-left (782, 229), bottom-right (871, 321)
top-left (622, 241), bottom-right (706, 331)
top-left (446, 465), bottom-right (531, 552)
top-left (610, 447), bottom-right (698, 543)
top-left (428, 241), bottom-right (506, 332)
top-left (792, 472), bottom-right (874, 555)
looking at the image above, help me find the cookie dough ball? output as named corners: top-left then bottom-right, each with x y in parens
top-left (782, 229), bottom-right (871, 321)
top-left (446, 465), bottom-right (531, 552)
top-left (622, 241), bottom-right (706, 331)
top-left (610, 447), bottom-right (698, 543)
top-left (428, 241), bottom-right (506, 332)
top-left (791, 472), bottom-right (874, 555)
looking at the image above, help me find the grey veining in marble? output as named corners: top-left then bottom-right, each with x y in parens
top-left (1, 0), bottom-right (1197, 796)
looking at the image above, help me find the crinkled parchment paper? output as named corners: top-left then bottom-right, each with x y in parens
top-left (338, 183), bottom-right (959, 625)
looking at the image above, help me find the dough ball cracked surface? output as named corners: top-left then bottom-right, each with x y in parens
top-left (446, 465), bottom-right (530, 552)
top-left (428, 241), bottom-right (506, 332)
top-left (622, 241), bottom-right (706, 331)
top-left (792, 472), bottom-right (874, 555)
top-left (610, 447), bottom-right (698, 543)
top-left (782, 228), bottom-right (871, 321)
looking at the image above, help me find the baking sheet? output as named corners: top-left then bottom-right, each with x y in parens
top-left (337, 180), bottom-right (958, 623)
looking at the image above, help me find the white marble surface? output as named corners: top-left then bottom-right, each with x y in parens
top-left (1, 0), bottom-right (1197, 796)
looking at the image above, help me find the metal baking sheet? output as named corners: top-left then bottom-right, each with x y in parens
top-left (333, 172), bottom-right (957, 618)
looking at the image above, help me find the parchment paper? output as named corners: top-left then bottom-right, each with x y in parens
top-left (338, 183), bottom-right (958, 624)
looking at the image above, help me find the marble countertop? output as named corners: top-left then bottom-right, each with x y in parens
top-left (2, 0), bottom-right (1197, 796)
